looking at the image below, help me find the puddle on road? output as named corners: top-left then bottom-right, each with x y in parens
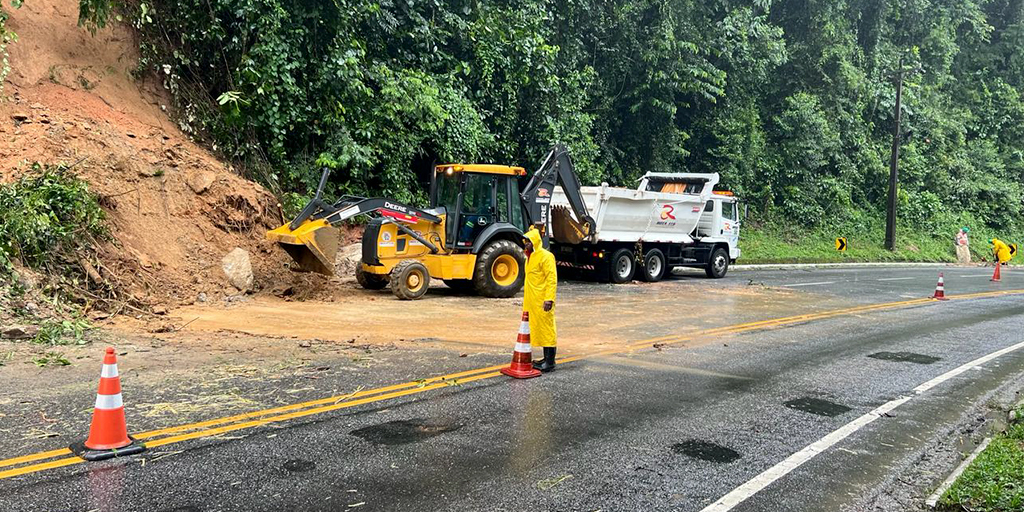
top-left (868, 351), bottom-right (941, 365)
top-left (672, 440), bottom-right (741, 463)
top-left (350, 418), bottom-right (462, 446)
top-left (784, 397), bottom-right (851, 417)
top-left (282, 459), bottom-right (316, 472)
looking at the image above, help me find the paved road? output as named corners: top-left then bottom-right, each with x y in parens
top-left (2, 265), bottom-right (1023, 511)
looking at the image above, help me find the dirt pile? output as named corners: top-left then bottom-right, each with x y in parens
top-left (0, 0), bottom-right (348, 309)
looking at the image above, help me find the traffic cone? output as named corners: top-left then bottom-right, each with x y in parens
top-left (991, 263), bottom-right (1002, 282)
top-left (932, 273), bottom-right (948, 300)
top-left (500, 311), bottom-right (542, 379)
top-left (70, 347), bottom-right (145, 461)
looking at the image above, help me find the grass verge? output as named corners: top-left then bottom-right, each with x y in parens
top-left (741, 222), bottom-right (1023, 265)
top-left (940, 404), bottom-right (1024, 511)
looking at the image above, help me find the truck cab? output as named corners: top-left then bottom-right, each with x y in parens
top-left (694, 192), bottom-right (742, 262)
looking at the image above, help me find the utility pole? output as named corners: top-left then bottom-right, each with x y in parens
top-left (884, 55), bottom-right (918, 252)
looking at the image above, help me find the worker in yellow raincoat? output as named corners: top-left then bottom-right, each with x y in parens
top-left (991, 238), bottom-right (1012, 265)
top-left (523, 227), bottom-right (558, 372)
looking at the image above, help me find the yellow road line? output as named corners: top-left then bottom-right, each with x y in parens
top-left (0, 456), bottom-right (84, 479)
top-left (132, 363), bottom-right (509, 441)
top-left (0, 371), bottom-right (501, 480)
top-left (0, 448), bottom-right (74, 469)
top-left (2, 287), bottom-right (1022, 480)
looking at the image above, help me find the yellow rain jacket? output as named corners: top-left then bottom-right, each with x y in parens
top-left (993, 238), bottom-right (1012, 263)
top-left (524, 228), bottom-right (558, 348)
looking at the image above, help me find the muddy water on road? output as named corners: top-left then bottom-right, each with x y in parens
top-left (171, 278), bottom-right (853, 354)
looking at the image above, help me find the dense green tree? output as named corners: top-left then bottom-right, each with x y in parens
top-left (75, 0), bottom-right (1023, 233)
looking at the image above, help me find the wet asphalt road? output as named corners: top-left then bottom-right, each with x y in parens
top-left (3, 265), bottom-right (1024, 511)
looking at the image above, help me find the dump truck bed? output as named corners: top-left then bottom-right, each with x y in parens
top-left (550, 172), bottom-right (719, 245)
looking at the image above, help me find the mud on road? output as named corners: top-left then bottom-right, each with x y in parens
top-left (0, 274), bottom-right (844, 457)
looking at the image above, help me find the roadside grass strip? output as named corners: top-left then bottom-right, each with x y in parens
top-left (3, 288), bottom-right (1024, 481)
top-left (939, 406), bottom-right (1024, 511)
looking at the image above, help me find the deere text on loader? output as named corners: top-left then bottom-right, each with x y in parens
top-left (266, 145), bottom-right (595, 300)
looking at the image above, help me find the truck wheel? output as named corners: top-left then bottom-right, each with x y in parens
top-left (705, 247), bottom-right (729, 279)
top-left (608, 248), bottom-right (636, 283)
top-left (473, 240), bottom-right (526, 298)
top-left (443, 279), bottom-right (475, 294)
top-left (390, 260), bottom-right (430, 300)
top-left (640, 249), bottom-right (667, 282)
top-left (355, 266), bottom-right (388, 290)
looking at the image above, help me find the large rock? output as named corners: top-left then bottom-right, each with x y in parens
top-left (187, 171), bottom-right (216, 194)
top-left (221, 248), bottom-right (254, 292)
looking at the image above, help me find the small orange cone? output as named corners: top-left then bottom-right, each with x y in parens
top-left (992, 263), bottom-right (1002, 282)
top-left (932, 273), bottom-right (948, 300)
top-left (500, 312), bottom-right (542, 379)
top-left (70, 347), bottom-right (145, 461)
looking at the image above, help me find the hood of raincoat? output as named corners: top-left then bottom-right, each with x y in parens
top-left (525, 228), bottom-right (543, 249)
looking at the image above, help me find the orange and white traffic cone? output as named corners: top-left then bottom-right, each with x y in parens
top-left (500, 312), bottom-right (542, 379)
top-left (992, 263), bottom-right (1002, 282)
top-left (70, 347), bottom-right (145, 461)
top-left (932, 273), bottom-right (949, 301)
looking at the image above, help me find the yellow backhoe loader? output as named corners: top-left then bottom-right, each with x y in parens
top-left (266, 145), bottom-right (595, 299)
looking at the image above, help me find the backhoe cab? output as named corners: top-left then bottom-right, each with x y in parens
top-left (359, 163), bottom-right (531, 299)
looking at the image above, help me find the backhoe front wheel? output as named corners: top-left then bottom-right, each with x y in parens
top-left (390, 260), bottom-right (430, 300)
top-left (473, 240), bottom-right (525, 298)
top-left (355, 266), bottom-right (388, 290)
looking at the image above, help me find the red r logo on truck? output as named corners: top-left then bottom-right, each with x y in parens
top-left (660, 205), bottom-right (676, 220)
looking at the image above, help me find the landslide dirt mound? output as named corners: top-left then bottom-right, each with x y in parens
top-left (0, 0), bottom-right (346, 309)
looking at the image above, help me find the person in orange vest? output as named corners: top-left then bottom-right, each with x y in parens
top-left (522, 227), bottom-right (558, 372)
top-left (990, 238), bottom-right (1012, 265)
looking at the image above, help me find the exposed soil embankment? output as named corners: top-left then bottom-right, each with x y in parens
top-left (0, 0), bottom-right (360, 310)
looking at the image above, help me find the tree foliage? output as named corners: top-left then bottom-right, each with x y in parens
top-left (97, 0), bottom-right (1024, 232)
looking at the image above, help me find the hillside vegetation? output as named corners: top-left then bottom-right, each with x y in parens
top-left (60, 0), bottom-right (1024, 256)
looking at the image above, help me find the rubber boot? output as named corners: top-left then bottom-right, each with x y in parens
top-left (537, 347), bottom-right (556, 373)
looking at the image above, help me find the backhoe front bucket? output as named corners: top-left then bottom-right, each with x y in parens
top-left (266, 219), bottom-right (340, 275)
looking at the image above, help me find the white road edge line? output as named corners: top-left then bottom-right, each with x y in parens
top-left (781, 281), bottom-right (836, 287)
top-left (877, 277), bottom-right (916, 281)
top-left (924, 437), bottom-right (992, 508)
top-left (700, 339), bottom-right (1024, 512)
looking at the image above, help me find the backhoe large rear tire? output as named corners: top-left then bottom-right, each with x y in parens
top-left (355, 266), bottom-right (388, 290)
top-left (390, 260), bottom-right (430, 300)
top-left (473, 240), bottom-right (525, 298)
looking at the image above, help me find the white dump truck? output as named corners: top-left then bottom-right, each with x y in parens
top-left (548, 171), bottom-right (741, 282)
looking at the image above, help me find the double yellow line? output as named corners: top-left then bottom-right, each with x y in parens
top-left (2, 288), bottom-right (1022, 481)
